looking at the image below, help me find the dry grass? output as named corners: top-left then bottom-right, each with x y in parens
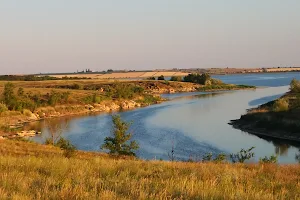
top-left (0, 139), bottom-right (299, 199)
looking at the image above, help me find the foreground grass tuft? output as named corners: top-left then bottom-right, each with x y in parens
top-left (0, 140), bottom-right (300, 199)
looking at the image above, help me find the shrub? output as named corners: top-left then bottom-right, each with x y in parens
top-left (146, 77), bottom-right (156, 80)
top-left (214, 153), bottom-right (227, 162)
top-left (48, 91), bottom-right (70, 106)
top-left (56, 137), bottom-right (76, 158)
top-left (2, 82), bottom-right (16, 110)
top-left (170, 76), bottom-right (182, 82)
top-left (15, 99), bottom-right (36, 112)
top-left (17, 87), bottom-right (24, 96)
top-left (183, 73), bottom-right (211, 85)
top-left (273, 99), bottom-right (289, 112)
top-left (71, 83), bottom-right (81, 90)
top-left (211, 78), bottom-right (223, 85)
top-left (230, 147), bottom-right (255, 163)
top-left (290, 79), bottom-right (300, 93)
top-left (0, 103), bottom-right (8, 113)
top-left (132, 86), bottom-right (144, 94)
top-left (44, 138), bottom-right (52, 145)
top-left (202, 152), bottom-right (213, 161)
top-left (138, 95), bottom-right (160, 105)
top-left (163, 80), bottom-right (170, 85)
top-left (101, 115), bottom-right (139, 156)
top-left (94, 96), bottom-right (102, 104)
top-left (48, 91), bottom-right (61, 106)
top-left (45, 137), bottom-right (76, 158)
top-left (22, 109), bottom-right (33, 117)
top-left (157, 75), bottom-right (165, 80)
top-left (259, 155), bottom-right (278, 163)
top-left (113, 83), bottom-right (135, 99)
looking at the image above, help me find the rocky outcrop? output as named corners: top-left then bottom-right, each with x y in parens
top-left (17, 130), bottom-right (39, 137)
top-left (120, 100), bottom-right (141, 109)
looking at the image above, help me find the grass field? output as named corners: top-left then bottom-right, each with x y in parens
top-left (0, 139), bottom-right (299, 199)
top-left (49, 71), bottom-right (189, 79)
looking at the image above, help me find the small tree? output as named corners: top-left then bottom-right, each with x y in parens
top-left (259, 155), bottom-right (278, 164)
top-left (2, 82), bottom-right (16, 110)
top-left (157, 75), bottom-right (165, 80)
top-left (202, 152), bottom-right (213, 162)
top-left (183, 73), bottom-right (211, 85)
top-left (146, 77), bottom-right (156, 80)
top-left (56, 137), bottom-right (77, 158)
top-left (101, 115), bottom-right (139, 156)
top-left (214, 153), bottom-right (227, 163)
top-left (230, 147), bottom-right (255, 163)
top-left (170, 76), bottom-right (182, 82)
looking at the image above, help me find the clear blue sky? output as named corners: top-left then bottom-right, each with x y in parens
top-left (1, 0), bottom-right (300, 74)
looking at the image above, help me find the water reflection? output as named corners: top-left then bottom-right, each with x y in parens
top-left (254, 134), bottom-right (299, 156)
top-left (248, 94), bottom-right (284, 106)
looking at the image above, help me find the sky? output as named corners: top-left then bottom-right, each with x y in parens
top-left (0, 0), bottom-right (300, 74)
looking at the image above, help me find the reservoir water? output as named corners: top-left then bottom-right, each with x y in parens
top-left (29, 72), bottom-right (300, 163)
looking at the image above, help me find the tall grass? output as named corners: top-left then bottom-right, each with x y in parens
top-left (0, 140), bottom-right (299, 199)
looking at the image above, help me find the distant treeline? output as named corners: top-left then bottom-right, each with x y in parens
top-left (0, 75), bottom-right (91, 81)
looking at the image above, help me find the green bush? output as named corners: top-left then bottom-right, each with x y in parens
top-left (138, 95), bottom-right (160, 105)
top-left (163, 80), bottom-right (170, 85)
top-left (273, 99), bottom-right (289, 112)
top-left (170, 76), bottom-right (182, 82)
top-left (2, 82), bottom-right (16, 110)
top-left (202, 152), bottom-right (213, 162)
top-left (45, 137), bottom-right (77, 158)
top-left (230, 147), bottom-right (255, 163)
top-left (183, 73), bottom-right (211, 85)
top-left (214, 153), bottom-right (227, 163)
top-left (17, 87), bottom-right (24, 96)
top-left (290, 79), bottom-right (300, 93)
top-left (157, 75), bottom-right (165, 80)
top-left (259, 155), bottom-right (278, 163)
top-left (48, 91), bottom-right (70, 106)
top-left (146, 77), bottom-right (156, 80)
top-left (0, 103), bottom-right (8, 113)
top-left (132, 86), bottom-right (144, 94)
top-left (71, 83), bottom-right (81, 90)
top-left (22, 109), bottom-right (33, 117)
top-left (101, 115), bottom-right (139, 156)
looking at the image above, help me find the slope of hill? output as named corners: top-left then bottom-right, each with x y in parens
top-left (0, 139), bottom-right (299, 199)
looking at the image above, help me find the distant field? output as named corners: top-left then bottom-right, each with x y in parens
top-left (45, 68), bottom-right (300, 80)
top-left (49, 71), bottom-right (189, 79)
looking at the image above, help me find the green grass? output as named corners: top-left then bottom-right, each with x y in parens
top-left (0, 139), bottom-right (299, 199)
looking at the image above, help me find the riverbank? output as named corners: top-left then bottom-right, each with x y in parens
top-left (230, 79), bottom-right (300, 142)
top-left (0, 138), bottom-right (299, 199)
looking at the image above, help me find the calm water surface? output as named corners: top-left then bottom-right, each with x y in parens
top-left (29, 72), bottom-right (300, 163)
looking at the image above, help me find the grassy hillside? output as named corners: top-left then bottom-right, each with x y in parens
top-left (0, 139), bottom-right (299, 199)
